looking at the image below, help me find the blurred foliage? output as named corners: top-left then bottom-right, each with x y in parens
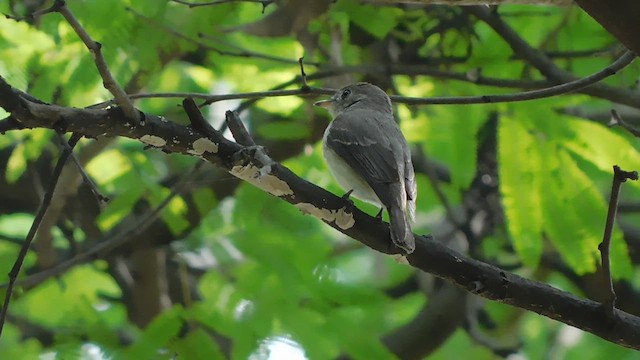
top-left (1, 0), bottom-right (640, 359)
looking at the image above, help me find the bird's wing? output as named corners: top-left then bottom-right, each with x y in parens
top-left (326, 115), bottom-right (400, 206)
top-left (404, 156), bottom-right (417, 222)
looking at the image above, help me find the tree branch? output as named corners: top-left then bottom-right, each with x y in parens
top-left (0, 132), bottom-right (79, 337)
top-left (466, 6), bottom-right (640, 108)
top-left (54, 0), bottom-right (139, 124)
top-left (2, 76), bottom-right (640, 349)
top-left (170, 0), bottom-right (274, 8)
top-left (88, 50), bottom-right (640, 112)
top-left (55, 132), bottom-right (108, 205)
top-left (368, 0), bottom-right (572, 4)
top-left (599, 166), bottom-right (639, 320)
top-left (610, 109), bottom-right (640, 137)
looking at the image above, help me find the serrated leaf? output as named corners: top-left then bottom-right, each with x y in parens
top-left (499, 117), bottom-right (543, 267)
top-left (564, 118), bottom-right (640, 176)
top-left (402, 105), bottom-right (486, 188)
top-left (539, 147), bottom-right (598, 274)
top-left (544, 150), bottom-right (632, 277)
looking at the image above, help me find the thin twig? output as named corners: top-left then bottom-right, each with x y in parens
top-left (609, 109), bottom-right (640, 137)
top-left (55, 132), bottom-right (109, 205)
top-left (56, 1), bottom-right (139, 124)
top-left (170, 0), bottom-right (273, 8)
top-left (182, 98), bottom-right (226, 143)
top-left (0, 161), bottom-right (205, 290)
top-left (0, 132), bottom-right (80, 337)
top-left (531, 47), bottom-right (618, 60)
top-left (88, 50), bottom-right (636, 110)
top-left (87, 62), bottom-right (551, 108)
top-left (598, 165), bottom-right (639, 320)
top-left (201, 88), bottom-right (335, 106)
top-left (299, 57), bottom-right (309, 89)
top-left (225, 110), bottom-right (255, 146)
top-left (394, 51), bottom-right (637, 105)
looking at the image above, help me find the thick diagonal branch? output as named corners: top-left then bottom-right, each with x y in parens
top-left (2, 76), bottom-right (640, 349)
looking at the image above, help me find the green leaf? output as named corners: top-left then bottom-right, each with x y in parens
top-left (498, 116), bottom-right (543, 267)
top-left (335, 0), bottom-right (402, 39)
top-left (5, 142), bottom-right (27, 184)
top-left (564, 118), bottom-right (640, 179)
top-left (122, 306), bottom-right (184, 359)
top-left (12, 264), bottom-right (123, 328)
top-left (256, 121), bottom-right (310, 140)
top-left (538, 146), bottom-right (597, 274)
top-left (96, 184), bottom-right (146, 231)
top-left (194, 271), bottom-right (244, 338)
top-left (85, 148), bottom-right (134, 190)
top-left (400, 104), bottom-right (486, 188)
top-left (542, 149), bottom-right (632, 277)
top-left (170, 329), bottom-right (225, 360)
top-left (148, 186), bottom-right (190, 236)
top-left (5, 129), bottom-right (52, 183)
top-left (192, 188), bottom-right (218, 217)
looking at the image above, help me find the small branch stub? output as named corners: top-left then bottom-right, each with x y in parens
top-left (598, 165), bottom-right (638, 321)
top-left (298, 57), bottom-right (309, 90)
top-left (610, 109), bottom-right (640, 137)
top-left (225, 110), bottom-right (256, 147)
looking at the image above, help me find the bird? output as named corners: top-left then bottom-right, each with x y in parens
top-left (314, 82), bottom-right (417, 254)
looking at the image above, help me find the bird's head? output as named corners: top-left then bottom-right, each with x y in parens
top-left (314, 82), bottom-right (392, 117)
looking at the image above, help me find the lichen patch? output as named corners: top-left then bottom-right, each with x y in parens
top-left (295, 202), bottom-right (355, 230)
top-left (230, 164), bottom-right (293, 197)
top-left (188, 137), bottom-right (218, 155)
top-left (140, 135), bottom-right (167, 147)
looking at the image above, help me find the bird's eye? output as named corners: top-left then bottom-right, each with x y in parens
top-left (340, 89), bottom-right (351, 100)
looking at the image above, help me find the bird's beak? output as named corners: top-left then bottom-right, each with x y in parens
top-left (314, 99), bottom-right (334, 108)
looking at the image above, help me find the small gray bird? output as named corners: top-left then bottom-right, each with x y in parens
top-left (314, 83), bottom-right (417, 253)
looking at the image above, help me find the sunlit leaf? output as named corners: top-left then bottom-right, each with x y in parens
top-left (499, 116), bottom-right (543, 267)
top-left (564, 118), bottom-right (640, 182)
top-left (5, 142), bottom-right (26, 183)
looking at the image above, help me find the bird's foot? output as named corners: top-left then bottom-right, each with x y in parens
top-left (392, 237), bottom-right (415, 255)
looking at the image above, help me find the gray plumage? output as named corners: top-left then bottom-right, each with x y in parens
top-left (314, 83), bottom-right (417, 253)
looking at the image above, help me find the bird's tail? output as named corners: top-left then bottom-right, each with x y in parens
top-left (389, 207), bottom-right (415, 254)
